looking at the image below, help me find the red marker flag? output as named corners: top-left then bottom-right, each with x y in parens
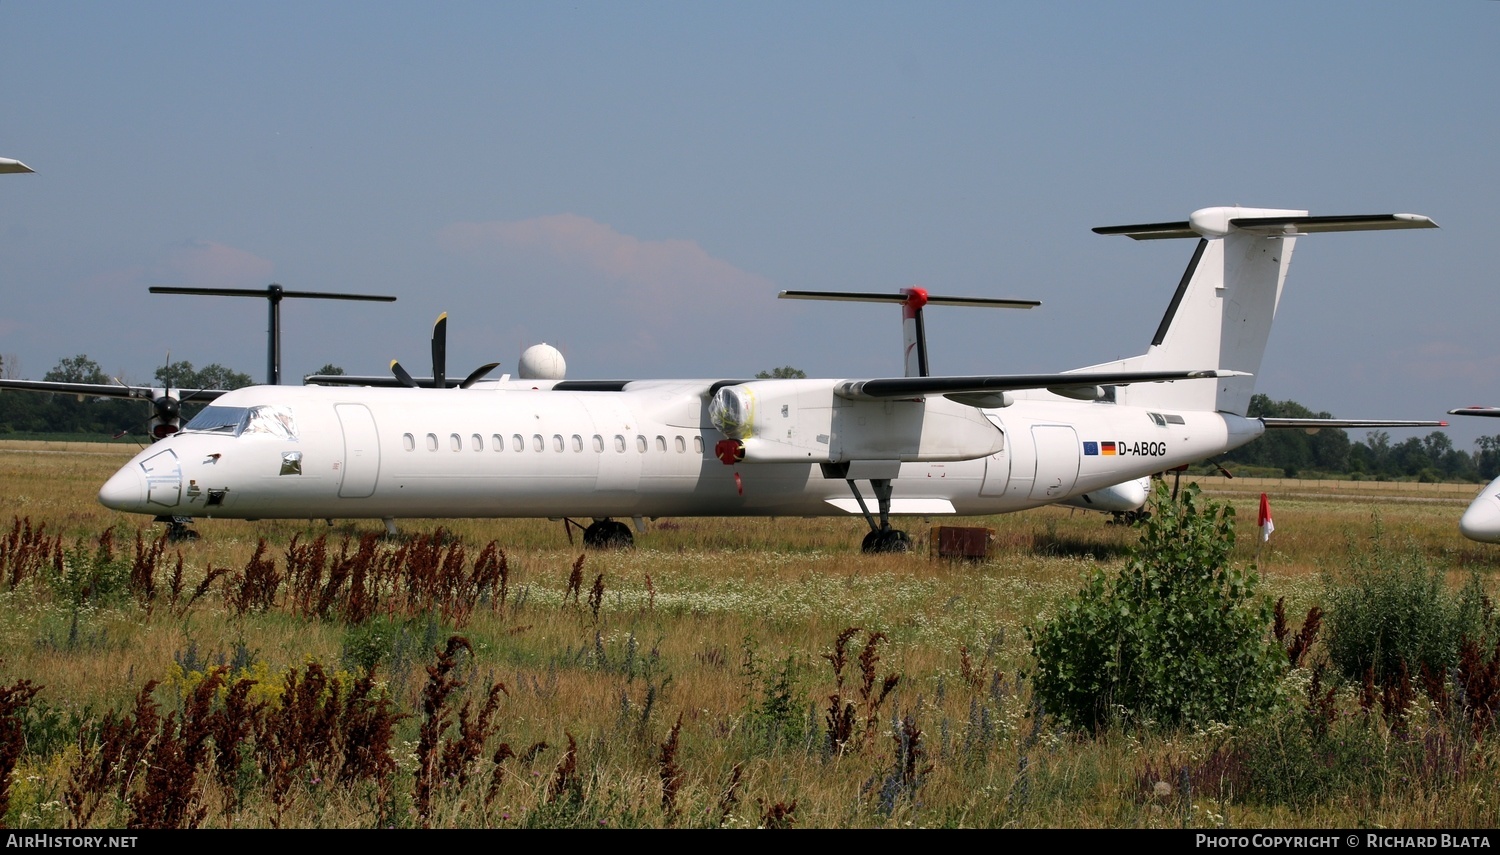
top-left (1258, 493), bottom-right (1274, 542)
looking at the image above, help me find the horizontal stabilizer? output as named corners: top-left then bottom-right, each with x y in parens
top-left (1261, 417), bottom-right (1446, 430)
top-left (1095, 212), bottom-right (1438, 241)
top-left (0, 158), bottom-right (34, 174)
top-left (1449, 406), bottom-right (1500, 418)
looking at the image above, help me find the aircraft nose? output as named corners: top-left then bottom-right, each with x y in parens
top-left (1458, 479), bottom-right (1500, 543)
top-left (98, 465), bottom-right (146, 511)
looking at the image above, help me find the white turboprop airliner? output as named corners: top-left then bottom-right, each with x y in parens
top-left (95, 206), bottom-right (1442, 551)
top-left (1446, 407), bottom-right (1500, 543)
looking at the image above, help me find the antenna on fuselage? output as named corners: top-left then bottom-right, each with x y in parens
top-left (149, 285), bottom-right (398, 384)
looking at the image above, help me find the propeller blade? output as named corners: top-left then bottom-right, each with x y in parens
top-left (431, 313), bottom-right (447, 389)
top-left (390, 360), bottom-right (419, 388)
top-left (459, 362), bottom-right (501, 389)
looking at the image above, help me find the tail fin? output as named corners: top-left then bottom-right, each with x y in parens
top-left (1077, 207), bottom-right (1436, 416)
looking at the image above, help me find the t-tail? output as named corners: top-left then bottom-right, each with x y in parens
top-left (1077, 207), bottom-right (1437, 416)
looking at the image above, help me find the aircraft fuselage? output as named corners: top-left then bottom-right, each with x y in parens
top-left (98, 381), bottom-right (1262, 525)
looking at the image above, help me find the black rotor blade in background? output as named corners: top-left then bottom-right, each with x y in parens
top-left (390, 361), bottom-right (419, 388)
top-left (460, 363), bottom-right (501, 388)
top-left (149, 285), bottom-right (397, 385)
top-left (431, 313), bottom-right (447, 389)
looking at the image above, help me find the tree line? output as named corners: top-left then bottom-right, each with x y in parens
top-left (1222, 395), bottom-right (1498, 483)
top-left (0, 354), bottom-right (256, 438)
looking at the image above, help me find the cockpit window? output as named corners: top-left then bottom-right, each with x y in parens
top-left (182, 406), bottom-right (250, 435)
top-left (242, 405), bottom-right (298, 440)
top-left (181, 405), bottom-right (297, 439)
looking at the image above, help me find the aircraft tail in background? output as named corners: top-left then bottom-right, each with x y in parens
top-left (1075, 207), bottom-right (1437, 416)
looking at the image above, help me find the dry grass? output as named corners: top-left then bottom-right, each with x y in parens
top-left (0, 440), bottom-right (1497, 828)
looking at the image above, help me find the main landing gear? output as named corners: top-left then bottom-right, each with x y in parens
top-left (564, 518), bottom-right (635, 549)
top-left (847, 478), bottom-right (911, 554)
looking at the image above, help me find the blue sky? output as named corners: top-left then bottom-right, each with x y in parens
top-left (2, 2), bottom-right (1496, 448)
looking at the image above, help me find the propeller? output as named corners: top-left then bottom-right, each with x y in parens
top-left (112, 354), bottom-right (219, 440)
top-left (389, 313), bottom-right (501, 389)
top-left (149, 354), bottom-right (184, 438)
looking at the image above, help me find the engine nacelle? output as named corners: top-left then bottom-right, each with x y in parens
top-left (709, 379), bottom-right (1004, 464)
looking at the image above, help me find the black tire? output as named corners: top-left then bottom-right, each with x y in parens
top-left (584, 520), bottom-right (634, 550)
top-left (861, 528), bottom-right (911, 554)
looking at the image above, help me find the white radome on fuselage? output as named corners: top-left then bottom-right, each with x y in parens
top-left (97, 380), bottom-right (1257, 523)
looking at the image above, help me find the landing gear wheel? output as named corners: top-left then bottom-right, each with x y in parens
top-left (582, 519), bottom-right (634, 550)
top-left (861, 527), bottom-right (911, 554)
top-left (161, 516), bottom-right (199, 542)
top-left (1109, 510), bottom-right (1152, 526)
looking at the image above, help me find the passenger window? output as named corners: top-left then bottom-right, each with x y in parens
top-left (615, 435), bottom-right (626, 453)
top-left (572, 434), bottom-right (583, 452)
top-left (533, 434), bottom-right (544, 452)
top-left (403, 433), bottom-right (415, 452)
top-left (552, 434), bottom-right (564, 452)
top-left (636, 435), bottom-right (647, 453)
top-left (675, 436), bottom-right (685, 453)
top-left (450, 433), bottom-right (462, 452)
top-left (513, 434), bottom-right (523, 452)
top-left (694, 436), bottom-right (704, 454)
top-left (493, 433), bottom-right (504, 451)
top-left (593, 434), bottom-right (604, 452)
top-left (426, 433), bottom-right (438, 452)
top-left (472, 433), bottom-right (483, 451)
top-left (656, 435), bottom-right (667, 452)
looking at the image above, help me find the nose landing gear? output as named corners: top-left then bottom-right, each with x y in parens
top-left (156, 515), bottom-right (200, 542)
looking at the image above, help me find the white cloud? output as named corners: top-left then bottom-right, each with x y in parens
top-left (152, 239), bottom-right (276, 286)
top-left (437, 214), bottom-right (776, 338)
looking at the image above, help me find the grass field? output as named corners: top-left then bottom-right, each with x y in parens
top-left (1, 440), bottom-right (1497, 829)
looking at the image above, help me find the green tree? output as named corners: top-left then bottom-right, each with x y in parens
top-left (755, 366), bottom-right (806, 379)
top-left (155, 361), bottom-right (253, 391)
top-left (11, 354), bottom-right (138, 435)
top-left (1228, 395), bottom-right (1351, 476)
top-left (44, 354), bottom-right (109, 385)
top-left (1476, 436), bottom-right (1500, 481)
top-left (1026, 483), bottom-right (1284, 733)
top-left (313, 363), bottom-right (345, 376)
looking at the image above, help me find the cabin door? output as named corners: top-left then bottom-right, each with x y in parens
top-left (979, 414), bottom-right (1010, 497)
top-left (1029, 425), bottom-right (1080, 501)
top-left (580, 396), bottom-right (641, 492)
top-left (335, 403), bottom-right (380, 498)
